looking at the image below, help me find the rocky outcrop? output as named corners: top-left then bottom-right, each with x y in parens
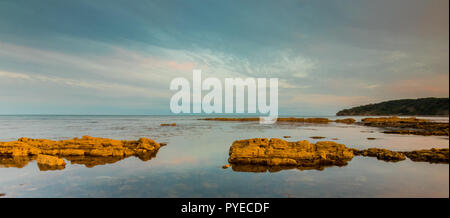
top-left (335, 118), bottom-right (356, 124)
top-left (383, 129), bottom-right (448, 136)
top-left (362, 116), bottom-right (428, 126)
top-left (160, 123), bottom-right (176, 126)
top-left (352, 148), bottom-right (406, 162)
top-left (0, 136), bottom-right (164, 170)
top-left (201, 117), bottom-right (361, 124)
top-left (228, 138), bottom-right (354, 171)
top-left (200, 117), bottom-right (331, 123)
top-left (403, 149), bottom-right (449, 163)
top-left (36, 154), bottom-right (66, 171)
top-left (361, 116), bottom-right (449, 136)
top-left (310, 136), bottom-right (326, 139)
top-left (226, 138), bottom-right (448, 172)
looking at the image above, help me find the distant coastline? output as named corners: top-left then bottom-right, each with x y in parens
top-left (336, 97), bottom-right (449, 116)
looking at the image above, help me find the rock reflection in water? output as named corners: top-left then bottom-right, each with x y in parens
top-left (230, 163), bottom-right (348, 173)
top-left (0, 135), bottom-right (164, 171)
top-left (0, 156), bottom-right (34, 169)
top-left (0, 149), bottom-right (161, 171)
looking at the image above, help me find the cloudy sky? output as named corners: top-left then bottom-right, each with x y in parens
top-left (0, 0), bottom-right (448, 115)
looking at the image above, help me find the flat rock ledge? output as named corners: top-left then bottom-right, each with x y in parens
top-left (352, 148), bottom-right (406, 162)
top-left (361, 116), bottom-right (449, 136)
top-left (0, 136), bottom-right (164, 170)
top-left (200, 117), bottom-right (331, 123)
top-left (403, 149), bottom-right (449, 163)
top-left (36, 154), bottom-right (66, 171)
top-left (200, 117), bottom-right (356, 124)
top-left (227, 138), bottom-right (449, 172)
top-left (228, 138), bottom-right (354, 171)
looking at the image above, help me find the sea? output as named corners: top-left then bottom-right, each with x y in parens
top-left (0, 115), bottom-right (448, 197)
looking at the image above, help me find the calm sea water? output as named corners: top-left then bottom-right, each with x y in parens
top-left (0, 115), bottom-right (448, 197)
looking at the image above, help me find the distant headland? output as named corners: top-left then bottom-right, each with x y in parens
top-left (336, 97), bottom-right (449, 116)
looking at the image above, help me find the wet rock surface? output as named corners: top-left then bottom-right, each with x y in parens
top-left (403, 149), bottom-right (449, 163)
top-left (361, 116), bottom-right (449, 136)
top-left (200, 117), bottom-right (331, 123)
top-left (160, 123), bottom-right (176, 126)
top-left (201, 117), bottom-right (361, 124)
top-left (222, 164), bottom-right (230, 169)
top-left (36, 154), bottom-right (66, 171)
top-left (227, 138), bottom-right (448, 172)
top-left (383, 129), bottom-right (448, 136)
top-left (352, 148), bottom-right (406, 162)
top-left (0, 136), bottom-right (164, 170)
top-left (228, 138), bottom-right (354, 170)
top-left (310, 136), bottom-right (326, 139)
top-left (335, 118), bottom-right (356, 124)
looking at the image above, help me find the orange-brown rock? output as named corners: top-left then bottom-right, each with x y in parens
top-left (0, 136), bottom-right (164, 170)
top-left (362, 116), bottom-right (429, 124)
top-left (228, 138), bottom-right (354, 169)
top-left (383, 129), bottom-right (448, 136)
top-left (200, 117), bottom-right (331, 123)
top-left (361, 116), bottom-right (449, 136)
top-left (310, 136), bottom-right (326, 139)
top-left (335, 118), bottom-right (356, 124)
top-left (226, 138), bottom-right (448, 173)
top-left (352, 148), bottom-right (406, 162)
top-left (403, 148), bottom-right (449, 163)
top-left (160, 123), bottom-right (176, 126)
top-left (36, 154), bottom-right (66, 171)
top-left (0, 136), bottom-right (162, 157)
top-left (222, 164), bottom-right (230, 169)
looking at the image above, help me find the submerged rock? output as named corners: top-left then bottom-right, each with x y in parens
top-left (0, 136), bottom-right (164, 170)
top-left (403, 149), bottom-right (449, 164)
top-left (352, 148), bottom-right (406, 162)
top-left (228, 138), bottom-right (354, 170)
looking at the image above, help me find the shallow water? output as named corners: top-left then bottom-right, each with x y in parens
top-left (0, 115), bottom-right (448, 197)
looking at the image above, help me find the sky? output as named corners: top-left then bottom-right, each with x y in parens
top-left (0, 0), bottom-right (448, 115)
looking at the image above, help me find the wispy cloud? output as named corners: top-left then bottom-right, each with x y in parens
top-left (0, 0), bottom-right (448, 115)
